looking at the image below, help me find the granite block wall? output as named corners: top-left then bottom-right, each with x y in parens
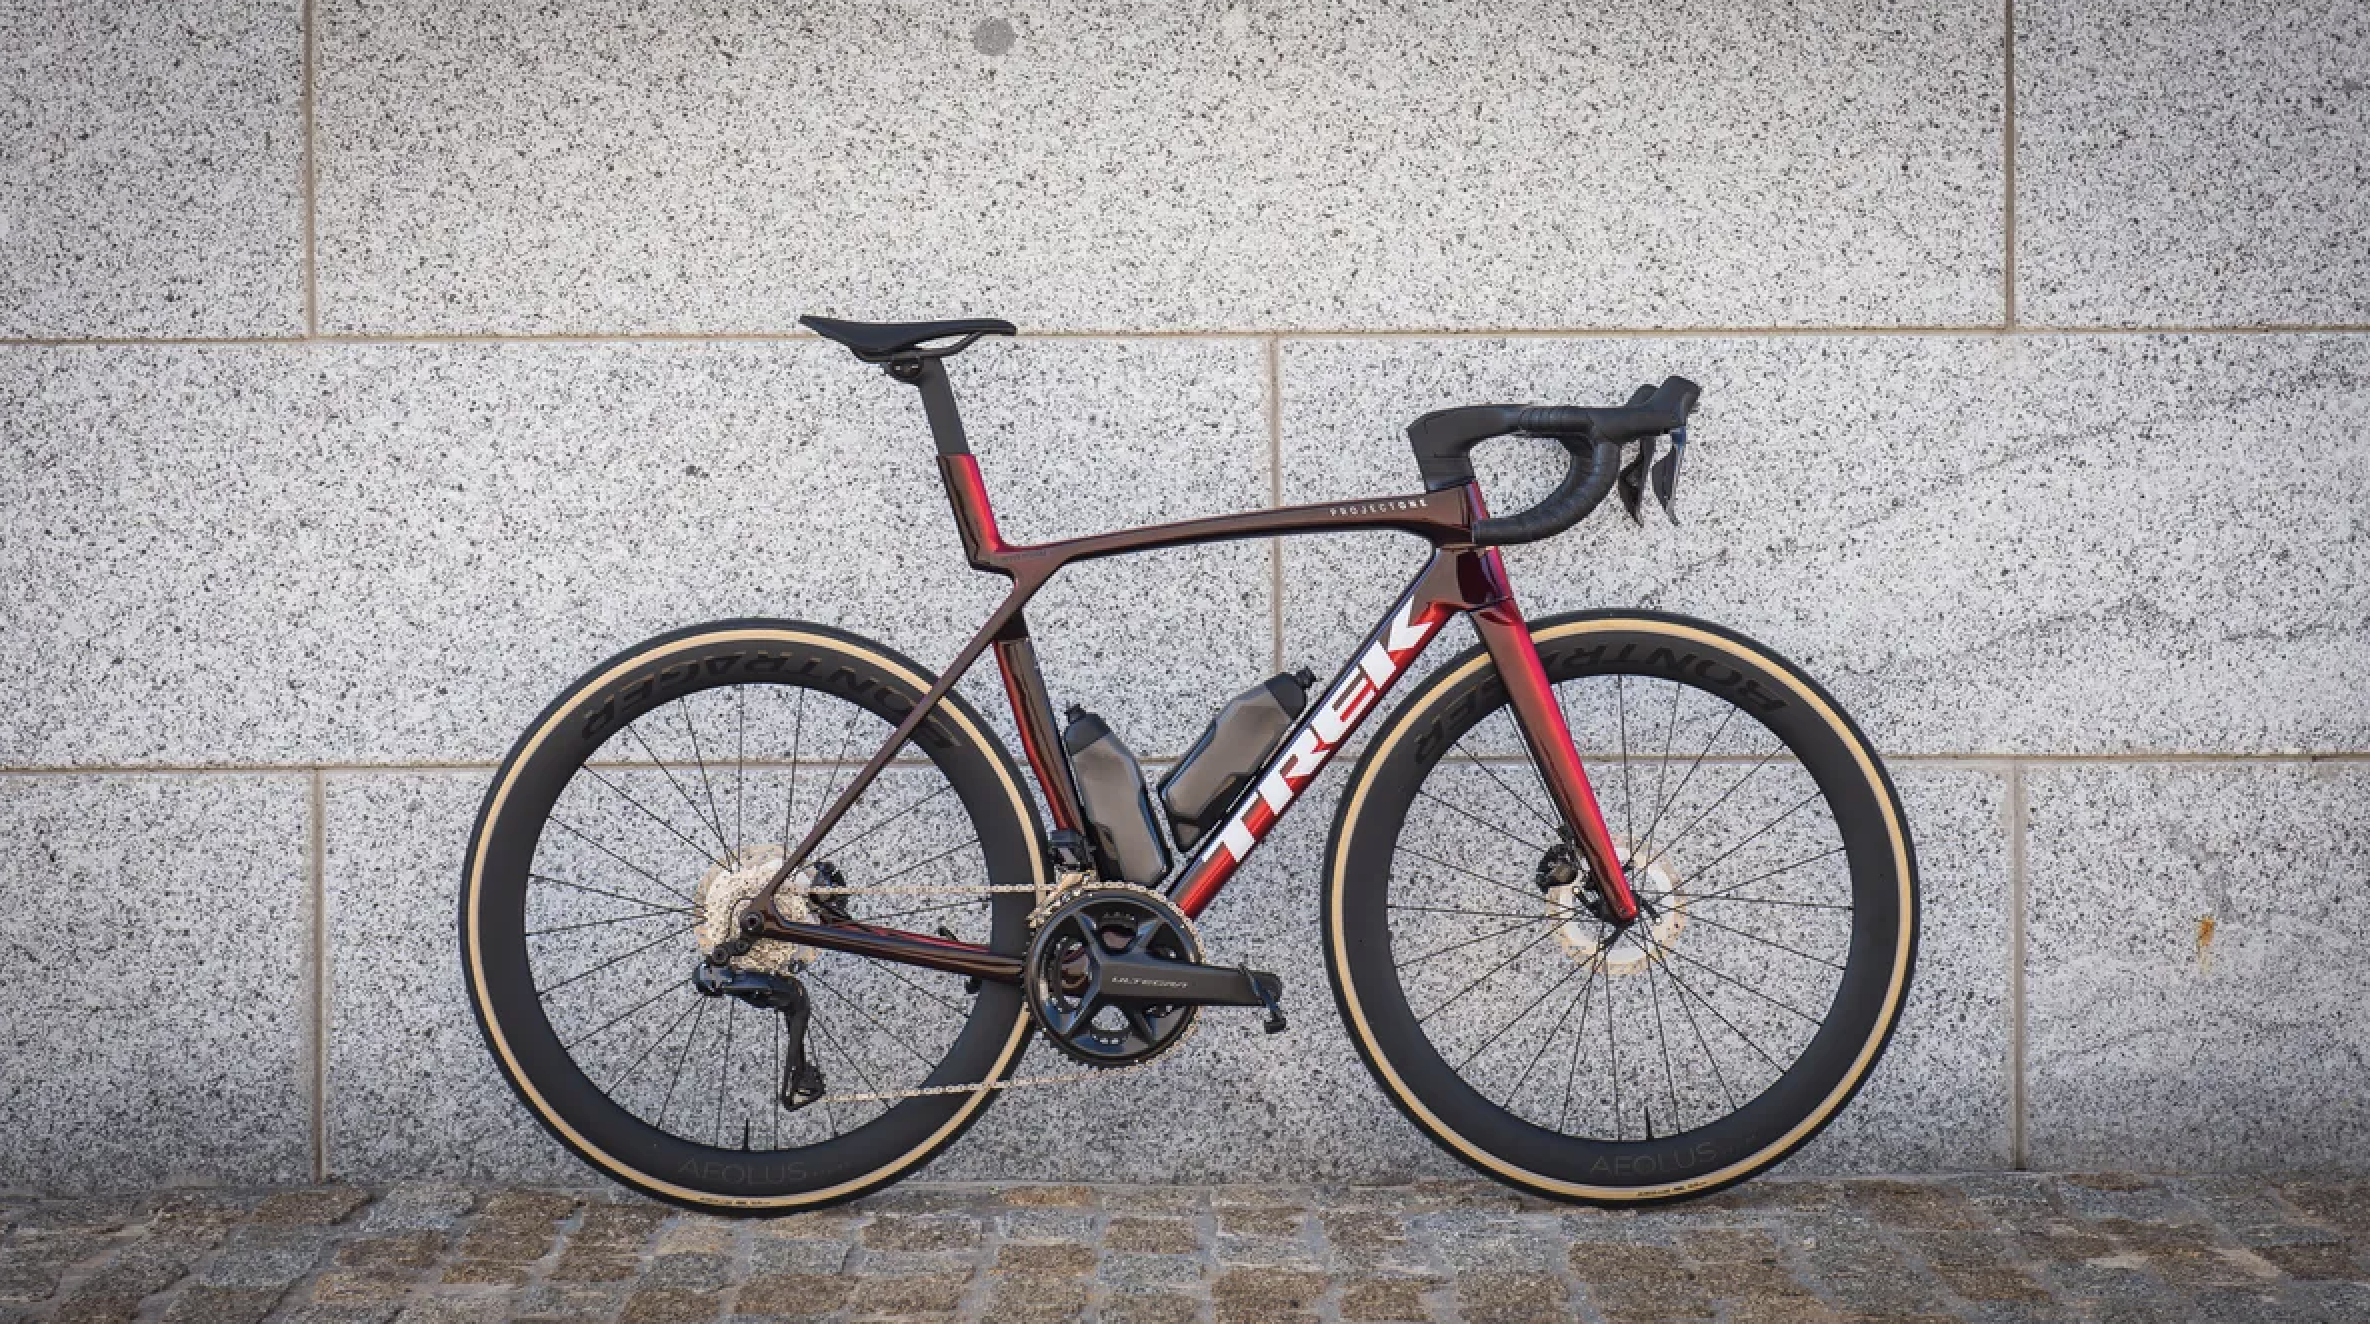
top-left (2, 0), bottom-right (2365, 1190)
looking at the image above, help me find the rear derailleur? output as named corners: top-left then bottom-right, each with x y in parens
top-left (691, 962), bottom-right (827, 1112)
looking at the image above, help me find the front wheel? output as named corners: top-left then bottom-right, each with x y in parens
top-left (1324, 611), bottom-right (1917, 1205)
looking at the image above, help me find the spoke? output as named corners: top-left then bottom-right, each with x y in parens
top-left (529, 870), bottom-right (696, 916)
top-left (859, 835), bottom-right (980, 889)
top-left (803, 706), bottom-right (869, 845)
top-left (804, 995), bottom-right (892, 1102)
top-left (562, 971), bottom-right (688, 1052)
top-left (527, 909), bottom-right (698, 939)
top-left (1659, 786), bottom-right (1828, 896)
top-left (657, 994), bottom-right (711, 1131)
top-left (1395, 844), bottom-right (1586, 917)
top-left (1417, 925), bottom-right (1561, 1026)
top-left (545, 817), bottom-right (698, 908)
top-left (625, 724), bottom-right (732, 864)
top-left (580, 764), bottom-right (723, 871)
top-left (780, 685), bottom-right (809, 851)
top-left (1452, 738), bottom-right (1560, 832)
top-left (1630, 743), bottom-right (1787, 877)
top-left (1653, 942), bottom-right (1824, 1025)
top-left (1387, 900), bottom-right (1579, 924)
top-left (1506, 954), bottom-right (1598, 1108)
top-left (868, 960), bottom-right (974, 1023)
top-left (827, 781), bottom-right (957, 859)
top-left (1635, 701), bottom-right (1740, 868)
top-left (1605, 936), bottom-right (1622, 1141)
top-left (1452, 932), bottom-right (1610, 1074)
top-left (602, 994), bottom-right (704, 1095)
top-left (1672, 907), bottom-right (1847, 972)
top-left (1555, 958), bottom-right (1603, 1133)
top-left (1670, 845), bottom-right (1850, 910)
top-left (677, 696), bottom-right (735, 866)
top-left (1614, 674), bottom-right (1637, 845)
top-left (1644, 929), bottom-right (1738, 1112)
top-left (1395, 916), bottom-right (1553, 970)
top-left (1640, 680), bottom-right (1685, 859)
top-left (1639, 928), bottom-right (1682, 1136)
top-left (1689, 891), bottom-right (1853, 913)
top-left (1415, 787), bottom-right (1547, 854)
top-left (734, 688), bottom-right (747, 865)
top-left (1634, 922), bottom-right (1787, 1075)
top-left (714, 995), bottom-right (734, 1146)
top-left (806, 973), bottom-right (942, 1071)
top-left (536, 920), bottom-right (700, 999)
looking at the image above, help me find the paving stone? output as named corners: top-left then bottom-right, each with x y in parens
top-left (996, 1186), bottom-right (1096, 1209)
top-left (1098, 1295), bottom-right (1200, 1324)
top-left (1105, 1218), bottom-right (1200, 1255)
top-left (733, 1273), bottom-right (853, 1317)
top-left (745, 1239), bottom-right (849, 1277)
top-left (336, 1233), bottom-right (447, 1272)
top-left (1099, 1254), bottom-right (1204, 1293)
top-left (160, 1287), bottom-right (287, 1324)
top-left (619, 1287), bottom-right (726, 1323)
top-left (845, 1271), bottom-right (968, 1315)
top-left (251, 1189), bottom-right (373, 1228)
top-left (193, 1228), bottom-right (337, 1289)
top-left (858, 1215), bottom-right (981, 1252)
top-left (980, 1273), bottom-right (1090, 1323)
top-left (1213, 1265), bottom-right (1329, 1324)
top-left (359, 1189), bottom-right (480, 1234)
top-left (515, 1280), bottom-right (630, 1322)
top-left (995, 1210), bottom-right (1096, 1243)
top-left (993, 1243), bottom-right (1096, 1276)
top-left (1340, 1273), bottom-right (1443, 1322)
top-left (1454, 1270), bottom-right (1569, 1324)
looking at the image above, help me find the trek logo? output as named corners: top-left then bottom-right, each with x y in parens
top-left (1210, 599), bottom-right (1440, 864)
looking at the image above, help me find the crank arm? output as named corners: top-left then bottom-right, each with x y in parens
top-left (1096, 951), bottom-right (1282, 1010)
top-left (746, 911), bottom-right (1025, 985)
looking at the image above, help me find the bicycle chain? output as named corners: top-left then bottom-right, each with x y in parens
top-left (794, 875), bottom-right (1207, 1108)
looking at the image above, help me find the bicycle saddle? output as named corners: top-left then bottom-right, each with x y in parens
top-left (799, 314), bottom-right (1016, 362)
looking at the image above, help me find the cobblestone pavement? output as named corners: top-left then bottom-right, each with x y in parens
top-left (4, 1175), bottom-right (2369, 1324)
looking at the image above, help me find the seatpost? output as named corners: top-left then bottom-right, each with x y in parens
top-left (887, 355), bottom-right (971, 456)
top-left (888, 355), bottom-right (1007, 571)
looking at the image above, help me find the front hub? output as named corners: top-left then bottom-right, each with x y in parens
top-left (1539, 839), bottom-right (1686, 976)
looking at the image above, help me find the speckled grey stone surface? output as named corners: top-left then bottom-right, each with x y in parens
top-left (0, 337), bottom-right (1266, 767)
top-left (2024, 761), bottom-right (2370, 1171)
top-left (0, 774), bottom-right (312, 1189)
top-left (2016, 0), bottom-right (2370, 327)
top-left (0, 0), bottom-right (305, 338)
top-left (1276, 333), bottom-right (2370, 756)
top-left (313, 0), bottom-right (2002, 334)
top-left (322, 771), bottom-right (580, 1182)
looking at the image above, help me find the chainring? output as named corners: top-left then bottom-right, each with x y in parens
top-left (1024, 886), bottom-right (1202, 1067)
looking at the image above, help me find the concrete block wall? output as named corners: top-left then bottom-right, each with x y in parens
top-left (1, 0), bottom-right (2364, 1191)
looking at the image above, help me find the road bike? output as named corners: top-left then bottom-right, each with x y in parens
top-left (462, 315), bottom-right (1918, 1211)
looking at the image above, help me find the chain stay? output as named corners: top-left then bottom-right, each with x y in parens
top-left (795, 875), bottom-right (1203, 1108)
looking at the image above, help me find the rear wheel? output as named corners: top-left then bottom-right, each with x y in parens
top-left (461, 620), bottom-right (1045, 1212)
top-left (1324, 611), bottom-right (1916, 1204)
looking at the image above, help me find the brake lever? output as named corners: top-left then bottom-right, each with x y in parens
top-left (1616, 434), bottom-right (1657, 525)
top-left (1649, 426), bottom-right (1686, 524)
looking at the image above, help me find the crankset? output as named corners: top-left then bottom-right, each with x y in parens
top-left (1025, 886), bottom-right (1285, 1067)
top-left (691, 964), bottom-right (826, 1111)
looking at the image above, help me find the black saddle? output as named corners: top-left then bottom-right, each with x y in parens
top-left (799, 314), bottom-right (1016, 362)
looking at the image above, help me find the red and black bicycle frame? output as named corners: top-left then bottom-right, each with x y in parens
top-left (746, 358), bottom-right (1638, 984)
